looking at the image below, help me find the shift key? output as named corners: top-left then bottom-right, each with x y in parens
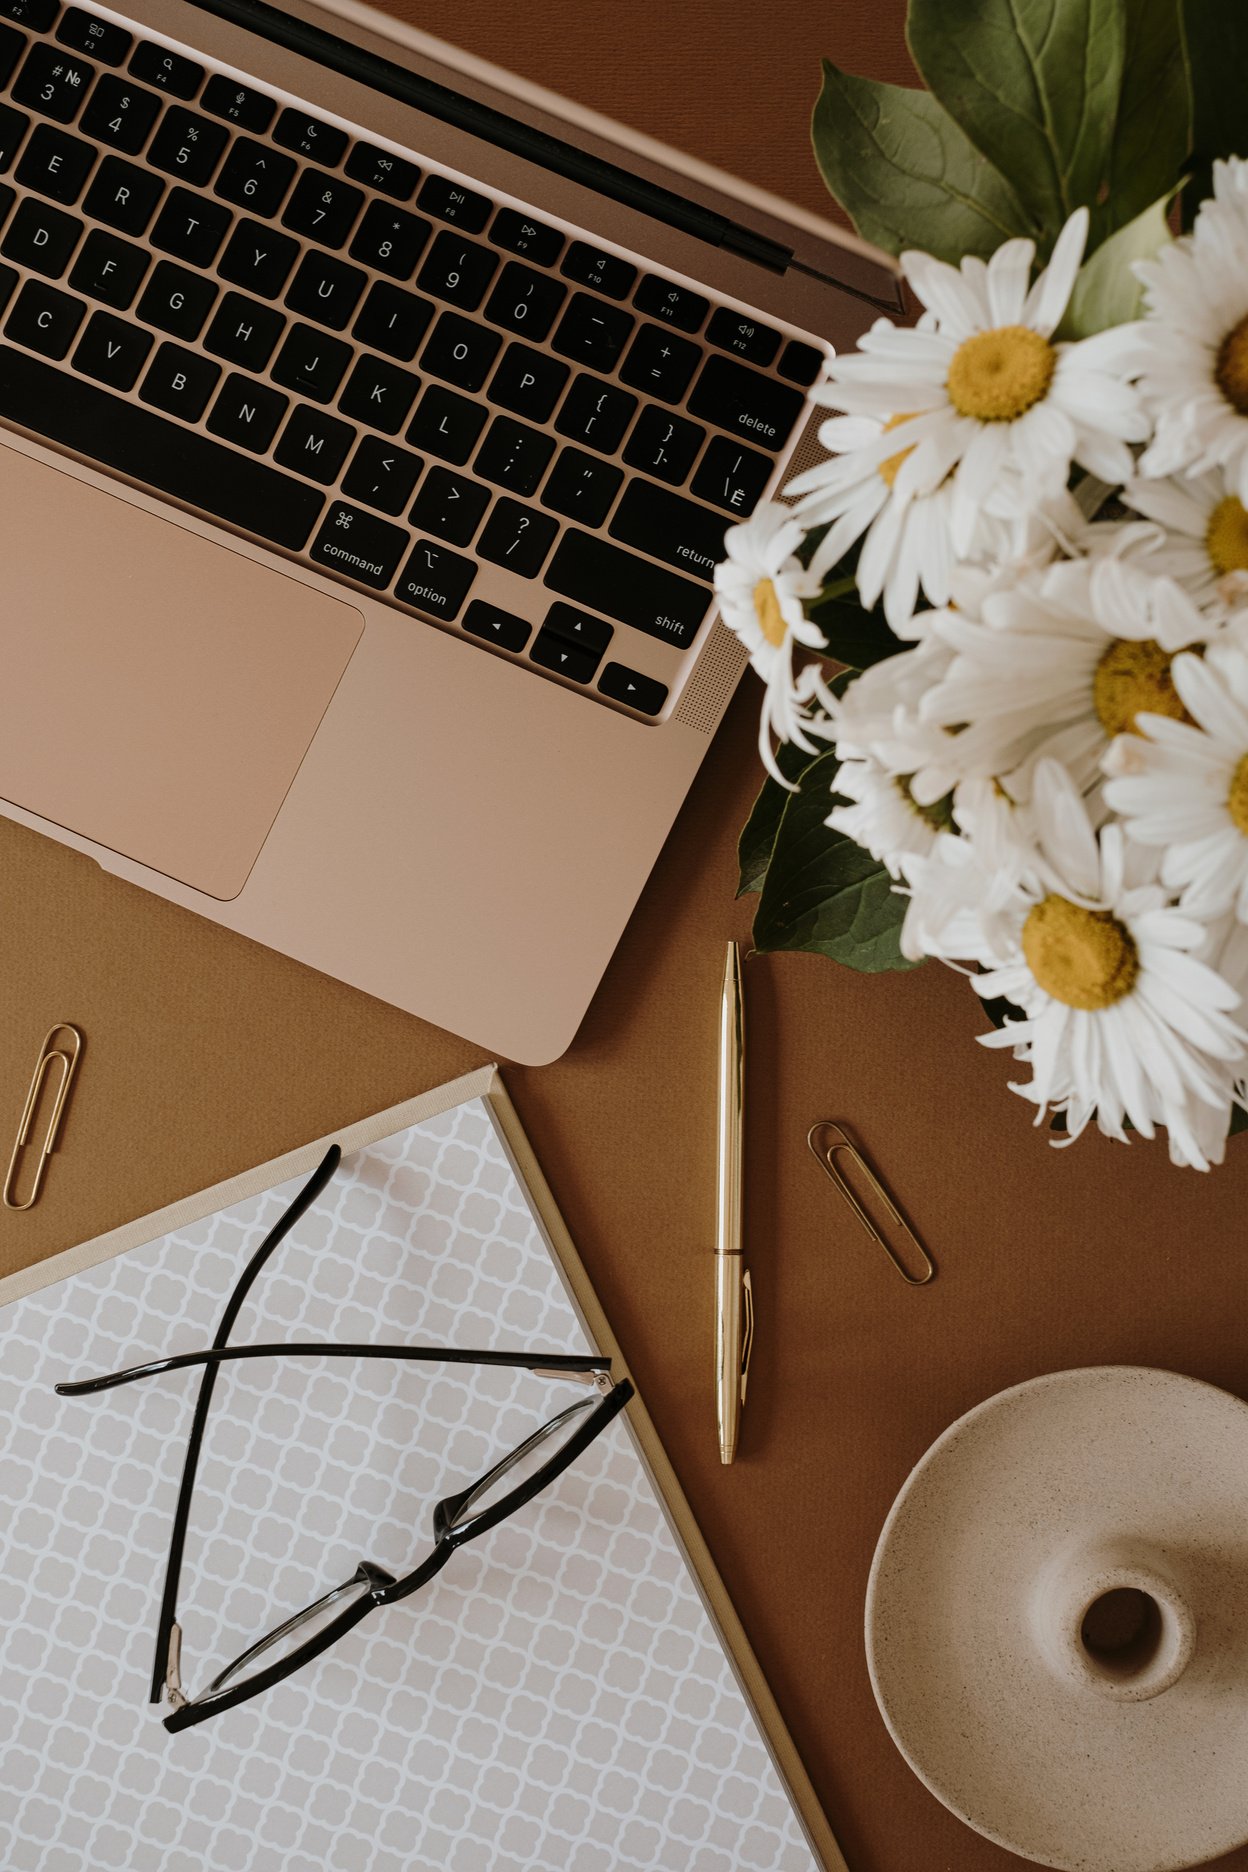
top-left (544, 529), bottom-right (711, 650)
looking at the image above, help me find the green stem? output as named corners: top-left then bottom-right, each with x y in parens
top-left (812, 574), bottom-right (859, 604)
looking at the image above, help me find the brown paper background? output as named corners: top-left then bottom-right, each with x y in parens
top-left (3, 4), bottom-right (1247, 1867)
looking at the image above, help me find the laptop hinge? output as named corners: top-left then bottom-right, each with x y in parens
top-left (183, 0), bottom-right (795, 273)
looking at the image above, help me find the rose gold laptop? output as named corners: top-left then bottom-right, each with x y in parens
top-left (0, 0), bottom-right (899, 1062)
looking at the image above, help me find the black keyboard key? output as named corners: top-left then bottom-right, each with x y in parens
top-left (609, 478), bottom-right (726, 582)
top-left (478, 498), bottom-right (556, 577)
top-left (0, 263), bottom-right (14, 318)
top-left (0, 182), bottom-right (10, 228)
top-left (408, 465), bottom-right (488, 547)
top-left (483, 259), bottom-right (564, 341)
top-left (214, 136), bottom-right (295, 217)
top-left (271, 321), bottom-right (350, 403)
top-left (206, 371), bottom-right (287, 452)
top-left (620, 324), bottom-right (700, 403)
top-left (420, 310), bottom-right (499, 392)
top-left (282, 168), bottom-right (363, 250)
top-left (83, 153), bottom-right (161, 233)
top-left (217, 217), bottom-right (298, 299)
top-left (204, 289), bottom-right (283, 371)
top-left (1, 194), bottom-right (79, 275)
top-left (552, 292), bottom-right (633, 373)
top-left (13, 44), bottom-right (93, 123)
top-left (623, 406), bottom-right (705, 485)
top-left (530, 625), bottom-right (602, 685)
top-left (416, 228), bottom-right (497, 311)
top-left (687, 353), bottom-right (805, 451)
top-left (79, 74), bottom-right (158, 154)
top-left (706, 307), bottom-right (779, 367)
top-left (554, 373), bottom-right (636, 453)
top-left (0, 0), bottom-right (53, 26)
top-left (140, 339), bottom-right (218, 420)
top-left (150, 185), bottom-right (229, 265)
top-left (633, 274), bottom-right (707, 333)
top-left (352, 279), bottom-right (433, 362)
top-left (474, 414), bottom-right (554, 497)
top-left (0, 23), bottom-right (25, 88)
top-left (337, 351), bottom-right (420, 435)
top-left (71, 306), bottom-right (150, 388)
top-left (598, 661), bottom-right (668, 716)
top-left (779, 338), bottom-right (824, 386)
top-left (542, 601), bottom-right (612, 655)
top-left (542, 447), bottom-right (622, 527)
top-left (147, 107), bottom-right (228, 188)
top-left (68, 226), bottom-right (147, 307)
top-left (406, 383), bottom-right (486, 464)
top-left (341, 435), bottom-right (422, 514)
top-left (691, 434), bottom-right (773, 516)
top-left (57, 8), bottom-right (129, 66)
top-left (417, 173), bottom-right (490, 231)
top-left (488, 341), bottom-right (568, 423)
top-left (273, 108), bottom-right (346, 166)
top-left (4, 274), bottom-right (82, 355)
top-left (561, 241), bottom-right (634, 300)
top-left (394, 537), bottom-right (476, 618)
top-left (344, 141), bottom-right (418, 199)
top-left (285, 248), bottom-right (365, 331)
top-left (0, 103), bottom-right (29, 173)
top-left (489, 207), bottom-right (562, 267)
top-left (311, 503), bottom-right (407, 588)
top-left (348, 198), bottom-right (429, 279)
top-left (463, 599), bottom-right (530, 653)
top-left (0, 342), bottom-right (324, 546)
top-left (274, 402), bottom-right (356, 485)
top-left (201, 75), bottom-right (275, 135)
top-left (128, 42), bottom-right (201, 98)
top-left (136, 258), bottom-right (215, 340)
top-left (545, 530), bottom-right (709, 649)
top-left (15, 122), bottom-right (94, 202)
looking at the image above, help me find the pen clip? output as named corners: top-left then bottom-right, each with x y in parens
top-left (739, 1269), bottom-right (754, 1405)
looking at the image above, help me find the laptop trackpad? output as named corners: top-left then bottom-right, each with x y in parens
top-left (0, 452), bottom-right (363, 900)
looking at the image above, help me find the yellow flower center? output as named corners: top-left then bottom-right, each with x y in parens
top-left (1215, 314), bottom-right (1248, 416)
top-left (878, 411), bottom-right (919, 489)
top-left (1022, 895), bottom-right (1140, 1011)
top-left (1092, 638), bottom-right (1192, 737)
top-left (753, 577), bottom-right (788, 648)
top-left (946, 325), bottom-right (1056, 422)
top-left (1228, 753), bottom-right (1248, 835)
top-left (1205, 494), bottom-right (1248, 575)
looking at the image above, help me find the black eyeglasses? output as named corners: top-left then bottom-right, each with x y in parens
top-left (56, 1144), bottom-right (633, 1732)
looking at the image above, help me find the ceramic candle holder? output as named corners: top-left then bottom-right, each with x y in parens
top-left (1029, 1540), bottom-right (1197, 1703)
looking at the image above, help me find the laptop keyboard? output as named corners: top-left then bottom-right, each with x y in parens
top-left (0, 0), bottom-right (824, 719)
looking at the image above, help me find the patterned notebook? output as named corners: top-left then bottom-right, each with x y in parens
top-left (0, 1079), bottom-right (824, 1872)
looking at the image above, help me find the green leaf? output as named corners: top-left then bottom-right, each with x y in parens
top-left (1056, 191), bottom-right (1174, 338)
top-left (1230, 1102), bottom-right (1248, 1138)
top-left (907, 0), bottom-right (1188, 255)
top-left (808, 592), bottom-right (908, 671)
top-left (1182, 0), bottom-right (1248, 219)
top-left (737, 740), bottom-right (824, 897)
top-left (811, 60), bottom-right (1037, 264)
top-left (752, 749), bottom-right (919, 972)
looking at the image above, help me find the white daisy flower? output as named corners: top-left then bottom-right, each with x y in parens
top-left (830, 636), bottom-right (963, 805)
top-left (713, 503), bottom-right (833, 785)
top-left (1135, 157), bottom-right (1248, 499)
top-left (1103, 635), bottom-right (1248, 918)
top-left (963, 761), bottom-right (1245, 1162)
top-left (921, 557), bottom-right (1215, 798)
top-left (827, 751), bottom-right (955, 880)
top-left (812, 208), bottom-right (1145, 560)
top-left (1119, 466), bottom-right (1248, 611)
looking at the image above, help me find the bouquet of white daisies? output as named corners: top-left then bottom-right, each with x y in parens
top-left (718, 0), bottom-right (1248, 1168)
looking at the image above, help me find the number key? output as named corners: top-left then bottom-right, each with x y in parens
top-left (484, 260), bottom-right (565, 341)
top-left (348, 199), bottom-right (430, 279)
top-left (310, 502), bottom-right (409, 591)
top-left (214, 138), bottom-right (296, 217)
top-left (12, 45), bottom-right (95, 124)
top-left (478, 498), bottom-right (558, 578)
top-left (281, 169), bottom-right (364, 250)
top-left (146, 108), bottom-right (228, 188)
top-left (416, 228), bottom-right (497, 311)
top-left (79, 75), bottom-right (160, 154)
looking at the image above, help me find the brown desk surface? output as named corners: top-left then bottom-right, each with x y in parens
top-left (4, 5), bottom-right (1247, 1868)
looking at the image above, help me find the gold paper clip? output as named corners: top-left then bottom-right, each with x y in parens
top-left (807, 1121), bottom-right (934, 1286)
top-left (4, 1024), bottom-right (84, 1211)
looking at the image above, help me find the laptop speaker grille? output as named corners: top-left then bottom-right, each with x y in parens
top-left (778, 403), bottom-right (830, 503)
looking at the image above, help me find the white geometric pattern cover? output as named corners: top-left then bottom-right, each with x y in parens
top-left (0, 1097), bottom-right (817, 1871)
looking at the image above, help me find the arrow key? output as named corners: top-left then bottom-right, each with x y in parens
top-left (597, 660), bottom-right (669, 716)
top-left (530, 623), bottom-right (603, 685)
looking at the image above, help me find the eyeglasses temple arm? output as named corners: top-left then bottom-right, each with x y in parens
top-left (56, 1344), bottom-right (611, 1396)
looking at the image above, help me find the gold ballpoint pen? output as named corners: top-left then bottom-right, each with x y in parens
top-left (715, 941), bottom-right (753, 1465)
